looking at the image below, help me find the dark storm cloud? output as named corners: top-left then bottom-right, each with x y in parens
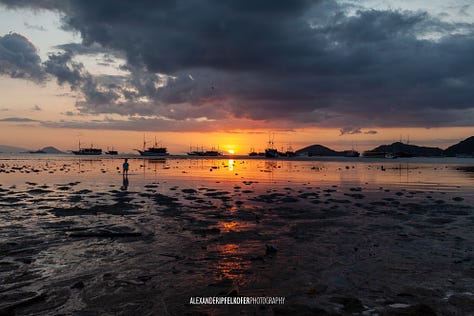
top-left (1, 0), bottom-right (474, 130)
top-left (43, 50), bottom-right (122, 108)
top-left (43, 51), bottom-right (84, 88)
top-left (54, 42), bottom-right (109, 55)
top-left (53, 42), bottom-right (125, 67)
top-left (0, 33), bottom-right (46, 81)
top-left (55, 0), bottom-right (317, 74)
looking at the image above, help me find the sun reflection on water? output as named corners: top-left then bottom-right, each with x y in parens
top-left (218, 221), bottom-right (240, 233)
top-left (215, 243), bottom-right (245, 281)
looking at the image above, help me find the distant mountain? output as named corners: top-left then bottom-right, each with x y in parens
top-left (0, 145), bottom-right (28, 153)
top-left (295, 144), bottom-right (343, 156)
top-left (44, 146), bottom-right (65, 154)
top-left (444, 136), bottom-right (474, 157)
top-left (27, 146), bottom-right (66, 154)
top-left (36, 146), bottom-right (66, 154)
top-left (371, 142), bottom-right (443, 157)
top-left (291, 137), bottom-right (474, 158)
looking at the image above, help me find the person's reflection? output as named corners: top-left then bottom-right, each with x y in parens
top-left (121, 174), bottom-right (129, 190)
top-left (121, 158), bottom-right (130, 190)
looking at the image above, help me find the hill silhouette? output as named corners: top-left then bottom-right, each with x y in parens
top-left (295, 136), bottom-right (474, 158)
top-left (0, 145), bottom-right (28, 153)
top-left (295, 144), bottom-right (343, 156)
top-left (444, 136), bottom-right (474, 156)
top-left (41, 146), bottom-right (65, 154)
top-left (371, 142), bottom-right (444, 157)
top-left (27, 146), bottom-right (65, 154)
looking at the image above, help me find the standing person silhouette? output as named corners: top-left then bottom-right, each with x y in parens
top-left (122, 158), bottom-right (129, 177)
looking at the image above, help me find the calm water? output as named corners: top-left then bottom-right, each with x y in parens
top-left (1, 154), bottom-right (473, 195)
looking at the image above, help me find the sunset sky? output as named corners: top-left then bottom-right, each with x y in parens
top-left (1, 0), bottom-right (473, 154)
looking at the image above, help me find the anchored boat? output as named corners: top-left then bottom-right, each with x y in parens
top-left (136, 136), bottom-right (169, 156)
top-left (72, 142), bottom-right (102, 155)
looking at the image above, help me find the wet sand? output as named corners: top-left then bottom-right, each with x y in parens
top-left (0, 157), bottom-right (473, 315)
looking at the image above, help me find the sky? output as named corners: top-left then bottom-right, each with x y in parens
top-left (0, 0), bottom-right (473, 154)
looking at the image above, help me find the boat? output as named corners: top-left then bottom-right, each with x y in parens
top-left (72, 142), bottom-right (102, 155)
top-left (265, 148), bottom-right (279, 158)
top-left (248, 147), bottom-right (265, 156)
top-left (187, 146), bottom-right (222, 156)
top-left (249, 151), bottom-right (265, 157)
top-left (187, 150), bottom-right (222, 156)
top-left (136, 136), bottom-right (169, 156)
top-left (202, 150), bottom-right (222, 156)
top-left (362, 151), bottom-right (387, 158)
top-left (343, 149), bottom-right (360, 157)
top-left (73, 147), bottom-right (102, 155)
top-left (73, 148), bottom-right (102, 155)
top-left (105, 147), bottom-right (118, 155)
top-left (264, 134), bottom-right (279, 158)
top-left (362, 151), bottom-right (397, 158)
top-left (187, 151), bottom-right (201, 156)
top-left (263, 135), bottom-right (295, 158)
top-left (283, 144), bottom-right (296, 157)
top-left (137, 147), bottom-right (169, 156)
top-left (393, 151), bottom-right (414, 158)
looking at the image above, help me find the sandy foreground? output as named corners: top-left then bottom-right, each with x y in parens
top-left (0, 158), bottom-right (473, 315)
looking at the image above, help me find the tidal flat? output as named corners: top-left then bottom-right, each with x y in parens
top-left (0, 156), bottom-right (473, 315)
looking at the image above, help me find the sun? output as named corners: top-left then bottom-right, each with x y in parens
top-left (228, 149), bottom-right (235, 154)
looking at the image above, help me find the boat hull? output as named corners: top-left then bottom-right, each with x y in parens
top-left (137, 150), bottom-right (169, 156)
top-left (362, 151), bottom-right (387, 158)
top-left (72, 150), bottom-right (102, 155)
top-left (187, 151), bottom-right (222, 156)
top-left (265, 149), bottom-right (279, 158)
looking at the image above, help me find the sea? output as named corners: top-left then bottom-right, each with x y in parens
top-left (0, 153), bottom-right (473, 196)
top-left (0, 153), bottom-right (473, 315)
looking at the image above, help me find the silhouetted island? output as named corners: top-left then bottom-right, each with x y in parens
top-left (28, 146), bottom-right (66, 154)
top-left (371, 142), bottom-right (444, 157)
top-left (0, 145), bottom-right (28, 153)
top-left (295, 135), bottom-right (474, 158)
top-left (444, 136), bottom-right (474, 157)
top-left (295, 144), bottom-right (343, 157)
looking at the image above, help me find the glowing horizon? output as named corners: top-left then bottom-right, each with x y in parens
top-left (1, 124), bottom-right (472, 155)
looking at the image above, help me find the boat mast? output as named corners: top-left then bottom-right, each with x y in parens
top-left (268, 133), bottom-right (275, 149)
